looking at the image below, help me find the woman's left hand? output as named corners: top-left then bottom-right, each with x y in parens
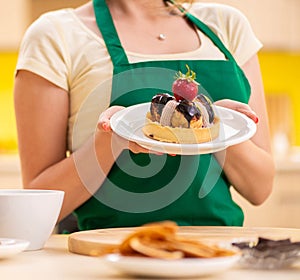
top-left (214, 99), bottom-right (259, 124)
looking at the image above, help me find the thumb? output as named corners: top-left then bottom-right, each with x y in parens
top-left (98, 106), bottom-right (125, 131)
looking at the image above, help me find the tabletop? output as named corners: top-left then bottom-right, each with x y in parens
top-left (1, 226), bottom-right (300, 280)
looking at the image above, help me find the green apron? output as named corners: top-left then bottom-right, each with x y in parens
top-left (74, 0), bottom-right (251, 229)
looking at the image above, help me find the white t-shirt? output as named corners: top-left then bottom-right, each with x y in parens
top-left (16, 3), bottom-right (262, 151)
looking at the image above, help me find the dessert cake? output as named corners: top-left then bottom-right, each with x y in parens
top-left (142, 66), bottom-right (220, 144)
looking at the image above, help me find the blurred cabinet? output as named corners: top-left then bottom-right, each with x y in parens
top-left (266, 94), bottom-right (295, 155)
top-left (0, 0), bottom-right (31, 50)
top-left (0, 155), bottom-right (21, 189)
top-left (200, 0), bottom-right (300, 51)
top-left (31, 0), bottom-right (87, 21)
top-left (232, 152), bottom-right (300, 228)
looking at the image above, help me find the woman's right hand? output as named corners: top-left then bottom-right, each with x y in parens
top-left (97, 105), bottom-right (151, 154)
top-left (97, 105), bottom-right (125, 132)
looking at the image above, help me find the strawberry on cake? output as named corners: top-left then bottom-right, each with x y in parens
top-left (142, 65), bottom-right (220, 144)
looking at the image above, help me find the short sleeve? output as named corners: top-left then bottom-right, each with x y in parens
top-left (218, 5), bottom-right (263, 65)
top-left (189, 3), bottom-right (263, 66)
top-left (16, 13), bottom-right (70, 91)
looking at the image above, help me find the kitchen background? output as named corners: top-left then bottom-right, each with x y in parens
top-left (1, 0), bottom-right (299, 228)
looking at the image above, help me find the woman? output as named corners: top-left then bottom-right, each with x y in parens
top-left (14, 0), bottom-right (275, 230)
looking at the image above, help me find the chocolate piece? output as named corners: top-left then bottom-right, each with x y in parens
top-left (175, 100), bottom-right (201, 126)
top-left (232, 237), bottom-right (300, 269)
top-left (255, 237), bottom-right (300, 252)
top-left (195, 94), bottom-right (215, 123)
top-left (150, 93), bottom-right (175, 122)
top-left (233, 237), bottom-right (300, 252)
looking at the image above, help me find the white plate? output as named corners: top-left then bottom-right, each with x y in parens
top-left (110, 103), bottom-right (257, 155)
top-left (0, 238), bottom-right (30, 259)
top-left (102, 253), bottom-right (241, 278)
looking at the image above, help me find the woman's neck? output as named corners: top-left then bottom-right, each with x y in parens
top-left (106, 0), bottom-right (171, 19)
top-left (75, 0), bottom-right (200, 55)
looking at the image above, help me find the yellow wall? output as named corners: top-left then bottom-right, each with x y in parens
top-left (0, 53), bottom-right (18, 153)
top-left (259, 51), bottom-right (300, 146)
top-left (0, 51), bottom-right (300, 152)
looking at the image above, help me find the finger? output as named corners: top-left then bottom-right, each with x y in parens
top-left (98, 106), bottom-right (125, 131)
top-left (129, 143), bottom-right (164, 155)
top-left (101, 122), bottom-right (111, 131)
top-left (129, 142), bottom-right (149, 154)
top-left (214, 100), bottom-right (259, 124)
top-left (98, 106), bottom-right (125, 122)
top-left (237, 108), bottom-right (259, 124)
top-left (97, 116), bottom-right (111, 131)
top-left (98, 112), bottom-right (112, 131)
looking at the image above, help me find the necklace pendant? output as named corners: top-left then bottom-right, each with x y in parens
top-left (158, 33), bottom-right (166, 41)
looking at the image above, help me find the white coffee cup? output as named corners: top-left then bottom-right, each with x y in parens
top-left (0, 189), bottom-right (64, 250)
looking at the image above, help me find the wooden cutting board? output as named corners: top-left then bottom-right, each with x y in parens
top-left (68, 226), bottom-right (262, 257)
top-left (68, 227), bottom-right (137, 256)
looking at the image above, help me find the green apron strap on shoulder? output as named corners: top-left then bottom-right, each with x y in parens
top-left (185, 13), bottom-right (235, 62)
top-left (166, 0), bottom-right (237, 62)
top-left (93, 0), bottom-right (129, 65)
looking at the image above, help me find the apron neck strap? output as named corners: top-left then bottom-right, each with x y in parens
top-left (93, 0), bottom-right (237, 66)
top-left (93, 0), bottom-right (129, 65)
top-left (185, 13), bottom-right (235, 61)
top-left (165, 0), bottom-right (236, 61)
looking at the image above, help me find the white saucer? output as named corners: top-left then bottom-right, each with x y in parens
top-left (102, 253), bottom-right (241, 278)
top-left (0, 238), bottom-right (30, 259)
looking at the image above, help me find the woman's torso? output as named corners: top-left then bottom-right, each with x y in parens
top-left (16, 2), bottom-right (262, 229)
